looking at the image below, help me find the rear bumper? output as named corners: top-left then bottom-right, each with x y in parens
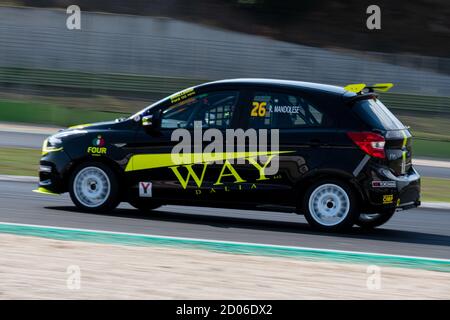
top-left (396, 200), bottom-right (421, 211)
top-left (361, 165), bottom-right (421, 213)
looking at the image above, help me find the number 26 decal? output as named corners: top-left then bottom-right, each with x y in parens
top-left (251, 102), bottom-right (267, 117)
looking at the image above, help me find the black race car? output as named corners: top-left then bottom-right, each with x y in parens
top-left (35, 79), bottom-right (420, 231)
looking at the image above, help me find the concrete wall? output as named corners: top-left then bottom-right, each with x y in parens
top-left (0, 6), bottom-right (449, 96)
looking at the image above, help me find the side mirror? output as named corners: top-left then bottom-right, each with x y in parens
top-left (142, 110), bottom-right (162, 131)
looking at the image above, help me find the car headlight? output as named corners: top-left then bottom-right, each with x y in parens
top-left (42, 136), bottom-right (63, 155)
top-left (41, 129), bottom-right (87, 155)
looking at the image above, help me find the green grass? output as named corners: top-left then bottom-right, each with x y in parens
top-left (413, 139), bottom-right (450, 159)
top-left (0, 99), bottom-right (128, 127)
top-left (0, 147), bottom-right (449, 203)
top-left (398, 112), bottom-right (450, 142)
top-left (0, 147), bottom-right (41, 176)
top-left (421, 177), bottom-right (450, 203)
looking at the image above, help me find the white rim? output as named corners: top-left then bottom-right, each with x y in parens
top-left (73, 166), bottom-right (111, 208)
top-left (308, 183), bottom-right (350, 226)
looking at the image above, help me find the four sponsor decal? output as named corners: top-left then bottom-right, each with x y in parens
top-left (87, 135), bottom-right (107, 155)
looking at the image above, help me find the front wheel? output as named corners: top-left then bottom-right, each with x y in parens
top-left (356, 211), bottom-right (396, 229)
top-left (69, 162), bottom-right (120, 212)
top-left (302, 179), bottom-right (359, 232)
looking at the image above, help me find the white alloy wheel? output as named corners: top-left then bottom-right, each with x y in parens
top-left (73, 166), bottom-right (111, 208)
top-left (308, 183), bottom-right (350, 227)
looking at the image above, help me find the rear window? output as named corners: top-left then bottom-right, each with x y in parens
top-left (353, 98), bottom-right (405, 130)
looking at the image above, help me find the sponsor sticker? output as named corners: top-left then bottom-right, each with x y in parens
top-left (170, 88), bottom-right (195, 104)
top-left (139, 182), bottom-right (152, 197)
top-left (92, 135), bottom-right (105, 147)
top-left (383, 194), bottom-right (394, 204)
top-left (271, 105), bottom-right (301, 114)
top-left (372, 181), bottom-right (396, 188)
top-left (87, 135), bottom-right (107, 155)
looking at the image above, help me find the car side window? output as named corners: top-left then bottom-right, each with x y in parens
top-left (160, 91), bottom-right (239, 129)
top-left (248, 91), bottom-right (329, 129)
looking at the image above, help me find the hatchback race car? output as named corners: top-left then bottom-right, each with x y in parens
top-left (35, 79), bottom-right (421, 231)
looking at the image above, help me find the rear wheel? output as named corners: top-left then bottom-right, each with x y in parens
top-left (302, 179), bottom-right (359, 232)
top-left (69, 162), bottom-right (120, 212)
top-left (356, 211), bottom-right (396, 229)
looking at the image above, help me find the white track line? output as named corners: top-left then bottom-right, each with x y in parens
top-left (413, 159), bottom-right (450, 169)
top-left (0, 175), bottom-right (38, 182)
top-left (0, 221), bottom-right (449, 262)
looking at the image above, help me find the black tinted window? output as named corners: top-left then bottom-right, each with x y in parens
top-left (161, 91), bottom-right (238, 129)
top-left (248, 91), bottom-right (331, 129)
top-left (354, 99), bottom-right (405, 130)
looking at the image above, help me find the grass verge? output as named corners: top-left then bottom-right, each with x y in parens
top-left (0, 147), bottom-right (40, 176)
top-left (0, 99), bottom-right (128, 127)
top-left (413, 139), bottom-right (450, 160)
top-left (0, 147), bottom-right (449, 203)
top-left (421, 177), bottom-right (450, 203)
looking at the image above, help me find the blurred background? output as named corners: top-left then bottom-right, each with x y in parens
top-left (0, 0), bottom-right (449, 159)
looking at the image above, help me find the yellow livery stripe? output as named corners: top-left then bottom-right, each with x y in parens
top-left (125, 151), bottom-right (293, 172)
top-left (32, 187), bottom-right (59, 195)
top-left (68, 123), bottom-right (94, 129)
top-left (401, 130), bottom-right (408, 148)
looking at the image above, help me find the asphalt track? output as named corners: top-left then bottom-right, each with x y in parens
top-left (1, 181), bottom-right (449, 259)
top-left (0, 131), bottom-right (48, 149)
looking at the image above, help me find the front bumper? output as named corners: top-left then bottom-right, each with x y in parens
top-left (37, 150), bottom-right (72, 194)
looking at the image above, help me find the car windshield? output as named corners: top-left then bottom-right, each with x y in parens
top-left (353, 98), bottom-right (406, 130)
top-left (129, 87), bottom-right (198, 119)
top-left (129, 96), bottom-right (169, 119)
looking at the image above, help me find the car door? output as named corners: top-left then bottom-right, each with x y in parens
top-left (126, 89), bottom-right (243, 204)
top-left (237, 87), bottom-right (338, 207)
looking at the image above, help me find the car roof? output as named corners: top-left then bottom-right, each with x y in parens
top-left (198, 78), bottom-right (348, 96)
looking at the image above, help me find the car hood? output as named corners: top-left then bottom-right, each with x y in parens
top-left (51, 119), bottom-right (135, 140)
top-left (66, 120), bottom-right (123, 131)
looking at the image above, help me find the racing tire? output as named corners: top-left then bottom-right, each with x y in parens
top-left (128, 199), bottom-right (162, 212)
top-left (302, 179), bottom-right (359, 232)
top-left (69, 162), bottom-right (120, 213)
top-left (356, 210), bottom-right (396, 229)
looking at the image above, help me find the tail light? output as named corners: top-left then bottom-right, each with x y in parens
top-left (347, 132), bottom-right (386, 159)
